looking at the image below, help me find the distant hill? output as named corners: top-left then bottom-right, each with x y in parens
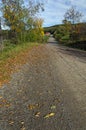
top-left (44, 23), bottom-right (86, 34)
top-left (44, 24), bottom-right (61, 34)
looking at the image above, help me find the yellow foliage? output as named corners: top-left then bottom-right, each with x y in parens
top-left (41, 30), bottom-right (44, 36)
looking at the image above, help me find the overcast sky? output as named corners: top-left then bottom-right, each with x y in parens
top-left (39, 0), bottom-right (86, 27)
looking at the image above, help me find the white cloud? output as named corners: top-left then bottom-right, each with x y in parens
top-left (0, 0), bottom-right (86, 27)
top-left (39, 0), bottom-right (86, 27)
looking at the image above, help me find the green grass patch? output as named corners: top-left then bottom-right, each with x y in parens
top-left (0, 42), bottom-right (39, 61)
top-left (0, 42), bottom-right (40, 86)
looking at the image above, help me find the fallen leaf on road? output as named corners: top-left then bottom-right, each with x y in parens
top-left (9, 111), bottom-right (14, 115)
top-left (0, 104), bottom-right (2, 108)
top-left (48, 91), bottom-right (52, 94)
top-left (28, 104), bottom-right (36, 110)
top-left (28, 104), bottom-right (39, 110)
top-left (5, 103), bottom-right (11, 107)
top-left (62, 89), bottom-right (64, 92)
top-left (0, 98), bottom-right (11, 108)
top-left (0, 96), bottom-right (3, 99)
top-left (44, 113), bottom-right (55, 118)
top-left (0, 82), bottom-right (2, 87)
top-left (35, 112), bottom-right (40, 117)
top-left (9, 121), bottom-right (14, 125)
top-left (28, 79), bottom-right (31, 82)
top-left (51, 105), bottom-right (56, 109)
top-left (21, 121), bottom-right (24, 125)
top-left (39, 93), bottom-right (42, 95)
top-left (21, 127), bottom-right (26, 130)
top-left (54, 98), bottom-right (60, 103)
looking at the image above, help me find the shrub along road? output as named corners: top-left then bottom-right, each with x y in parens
top-left (0, 37), bottom-right (86, 130)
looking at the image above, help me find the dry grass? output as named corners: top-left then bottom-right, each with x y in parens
top-left (0, 42), bottom-right (40, 87)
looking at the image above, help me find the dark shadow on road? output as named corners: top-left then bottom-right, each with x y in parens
top-left (48, 37), bottom-right (86, 62)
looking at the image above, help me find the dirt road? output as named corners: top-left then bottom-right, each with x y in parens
top-left (0, 37), bottom-right (86, 130)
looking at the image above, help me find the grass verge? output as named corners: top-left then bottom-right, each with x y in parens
top-left (0, 42), bottom-right (39, 87)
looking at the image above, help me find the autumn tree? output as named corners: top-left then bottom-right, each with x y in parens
top-left (33, 18), bottom-right (44, 37)
top-left (62, 19), bottom-right (71, 34)
top-left (2, 0), bottom-right (43, 30)
top-left (63, 6), bottom-right (83, 41)
top-left (64, 6), bottom-right (82, 24)
top-left (1, 0), bottom-right (44, 43)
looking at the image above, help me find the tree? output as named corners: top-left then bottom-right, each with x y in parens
top-left (63, 6), bottom-right (83, 42)
top-left (2, 0), bottom-right (44, 31)
top-left (62, 19), bottom-right (71, 34)
top-left (33, 18), bottom-right (44, 42)
top-left (0, 17), bottom-right (1, 30)
top-left (1, 0), bottom-right (44, 43)
top-left (64, 6), bottom-right (82, 24)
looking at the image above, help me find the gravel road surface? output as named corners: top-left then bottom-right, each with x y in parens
top-left (0, 37), bottom-right (86, 130)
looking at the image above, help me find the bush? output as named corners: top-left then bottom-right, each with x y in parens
top-left (61, 35), bottom-right (70, 42)
top-left (67, 40), bottom-right (86, 50)
top-left (55, 34), bottom-right (63, 41)
top-left (70, 31), bottom-right (80, 41)
top-left (43, 35), bottom-right (49, 43)
top-left (3, 40), bottom-right (11, 46)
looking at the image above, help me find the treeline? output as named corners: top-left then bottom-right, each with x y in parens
top-left (44, 25), bottom-right (60, 34)
top-left (54, 22), bottom-right (86, 50)
top-left (0, 0), bottom-right (47, 46)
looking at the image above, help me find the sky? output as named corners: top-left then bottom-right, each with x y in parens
top-left (39, 0), bottom-right (86, 27)
top-left (0, 0), bottom-right (86, 28)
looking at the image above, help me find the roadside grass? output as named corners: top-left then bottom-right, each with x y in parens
top-left (0, 42), bottom-right (39, 86)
